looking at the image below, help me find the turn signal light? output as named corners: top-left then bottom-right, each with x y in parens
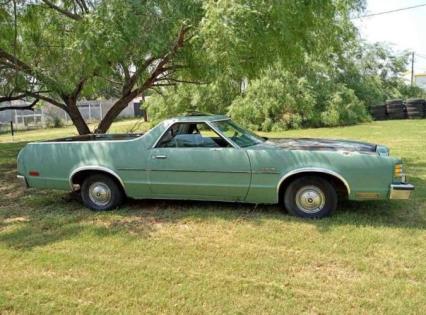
top-left (29, 171), bottom-right (40, 176)
top-left (394, 164), bottom-right (403, 177)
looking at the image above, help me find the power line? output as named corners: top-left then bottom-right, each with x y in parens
top-left (353, 3), bottom-right (426, 19)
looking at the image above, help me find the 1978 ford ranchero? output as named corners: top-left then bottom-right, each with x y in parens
top-left (17, 114), bottom-right (414, 218)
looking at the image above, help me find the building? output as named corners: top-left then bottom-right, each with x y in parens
top-left (414, 74), bottom-right (426, 90)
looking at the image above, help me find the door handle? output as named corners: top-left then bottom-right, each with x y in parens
top-left (153, 155), bottom-right (167, 159)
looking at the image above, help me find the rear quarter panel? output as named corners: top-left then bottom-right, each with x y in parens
top-left (18, 123), bottom-right (164, 196)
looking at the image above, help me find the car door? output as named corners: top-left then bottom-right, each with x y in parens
top-left (148, 122), bottom-right (251, 201)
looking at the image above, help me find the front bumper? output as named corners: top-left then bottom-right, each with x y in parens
top-left (17, 175), bottom-right (29, 189)
top-left (389, 183), bottom-right (414, 199)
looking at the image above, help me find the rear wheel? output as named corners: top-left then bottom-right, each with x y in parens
top-left (284, 176), bottom-right (337, 219)
top-left (81, 174), bottom-right (124, 211)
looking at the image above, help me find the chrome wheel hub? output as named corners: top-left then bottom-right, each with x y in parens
top-left (88, 182), bottom-right (111, 206)
top-left (295, 185), bottom-right (325, 213)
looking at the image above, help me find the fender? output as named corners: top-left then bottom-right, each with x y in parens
top-left (276, 167), bottom-right (351, 195)
top-left (69, 165), bottom-right (125, 190)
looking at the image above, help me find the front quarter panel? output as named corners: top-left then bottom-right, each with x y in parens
top-left (245, 147), bottom-right (395, 203)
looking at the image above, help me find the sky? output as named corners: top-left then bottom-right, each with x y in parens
top-left (353, 0), bottom-right (426, 76)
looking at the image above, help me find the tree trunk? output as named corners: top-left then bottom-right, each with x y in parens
top-left (95, 93), bottom-right (137, 133)
top-left (65, 99), bottom-right (91, 135)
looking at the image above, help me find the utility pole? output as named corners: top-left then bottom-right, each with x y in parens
top-left (411, 51), bottom-right (415, 86)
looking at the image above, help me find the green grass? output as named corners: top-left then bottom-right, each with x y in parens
top-left (0, 119), bottom-right (425, 314)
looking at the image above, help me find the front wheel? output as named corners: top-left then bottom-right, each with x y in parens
top-left (81, 174), bottom-right (124, 211)
top-left (284, 176), bottom-right (337, 219)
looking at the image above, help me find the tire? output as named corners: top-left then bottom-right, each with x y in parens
top-left (284, 176), bottom-right (337, 219)
top-left (81, 174), bottom-right (124, 211)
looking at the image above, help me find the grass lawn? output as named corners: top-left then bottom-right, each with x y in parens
top-left (0, 119), bottom-right (425, 314)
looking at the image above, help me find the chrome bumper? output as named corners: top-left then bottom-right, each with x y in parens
top-left (17, 175), bottom-right (28, 189)
top-left (389, 183), bottom-right (414, 199)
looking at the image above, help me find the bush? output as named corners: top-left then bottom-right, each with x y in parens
top-left (48, 115), bottom-right (65, 128)
top-left (320, 85), bottom-right (371, 127)
top-left (228, 66), bottom-right (316, 131)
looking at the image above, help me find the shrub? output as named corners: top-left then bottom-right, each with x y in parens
top-left (47, 115), bottom-right (65, 128)
top-left (320, 85), bottom-right (371, 127)
top-left (228, 66), bottom-right (316, 131)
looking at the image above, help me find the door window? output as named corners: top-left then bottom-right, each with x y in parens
top-left (156, 123), bottom-right (231, 148)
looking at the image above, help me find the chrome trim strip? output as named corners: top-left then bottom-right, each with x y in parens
top-left (276, 168), bottom-right (351, 195)
top-left (69, 166), bottom-right (125, 190)
top-left (151, 121), bottom-right (174, 149)
top-left (152, 120), bottom-right (238, 149)
top-left (211, 118), bottom-right (231, 122)
top-left (116, 167), bottom-right (148, 171)
top-left (148, 169), bottom-right (251, 174)
top-left (252, 170), bottom-right (280, 174)
top-left (206, 121), bottom-right (240, 149)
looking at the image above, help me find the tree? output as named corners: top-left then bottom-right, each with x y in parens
top-left (0, 0), bottom-right (365, 134)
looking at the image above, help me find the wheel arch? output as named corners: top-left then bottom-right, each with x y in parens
top-left (277, 168), bottom-right (350, 202)
top-left (69, 166), bottom-right (126, 195)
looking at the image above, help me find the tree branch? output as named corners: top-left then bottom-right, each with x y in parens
top-left (96, 25), bottom-right (191, 133)
top-left (156, 78), bottom-right (206, 85)
top-left (71, 77), bottom-right (87, 98)
top-left (0, 47), bottom-right (62, 91)
top-left (152, 83), bottom-right (177, 87)
top-left (122, 56), bottom-right (157, 95)
top-left (0, 99), bottom-right (39, 112)
top-left (0, 93), bottom-right (27, 103)
top-left (41, 0), bottom-right (82, 20)
top-left (76, 0), bottom-right (90, 14)
top-left (25, 91), bottom-right (67, 110)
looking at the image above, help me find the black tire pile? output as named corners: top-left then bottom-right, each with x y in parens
top-left (406, 99), bottom-right (425, 119)
top-left (369, 99), bottom-right (426, 120)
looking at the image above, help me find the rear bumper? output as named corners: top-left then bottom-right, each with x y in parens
top-left (17, 175), bottom-right (28, 189)
top-left (389, 183), bottom-right (414, 199)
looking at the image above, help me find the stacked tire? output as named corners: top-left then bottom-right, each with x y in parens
top-left (405, 99), bottom-right (425, 119)
top-left (370, 104), bottom-right (387, 120)
top-left (386, 99), bottom-right (406, 120)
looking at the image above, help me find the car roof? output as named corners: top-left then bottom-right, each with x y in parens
top-left (166, 114), bottom-right (229, 123)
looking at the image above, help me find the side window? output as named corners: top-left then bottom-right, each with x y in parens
top-left (156, 123), bottom-right (231, 148)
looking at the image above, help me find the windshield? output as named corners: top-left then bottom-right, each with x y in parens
top-left (212, 120), bottom-right (265, 147)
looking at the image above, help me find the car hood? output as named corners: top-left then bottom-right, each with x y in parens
top-left (265, 138), bottom-right (379, 154)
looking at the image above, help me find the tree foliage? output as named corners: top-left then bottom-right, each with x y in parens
top-left (1, 0), bottom-right (423, 133)
top-left (0, 0), bottom-right (202, 133)
top-left (146, 40), bottom-right (423, 131)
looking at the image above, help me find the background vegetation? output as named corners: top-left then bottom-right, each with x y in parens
top-left (2, 0), bottom-right (424, 133)
top-left (147, 42), bottom-right (425, 131)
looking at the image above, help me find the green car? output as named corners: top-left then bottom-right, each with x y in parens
top-left (17, 114), bottom-right (414, 218)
